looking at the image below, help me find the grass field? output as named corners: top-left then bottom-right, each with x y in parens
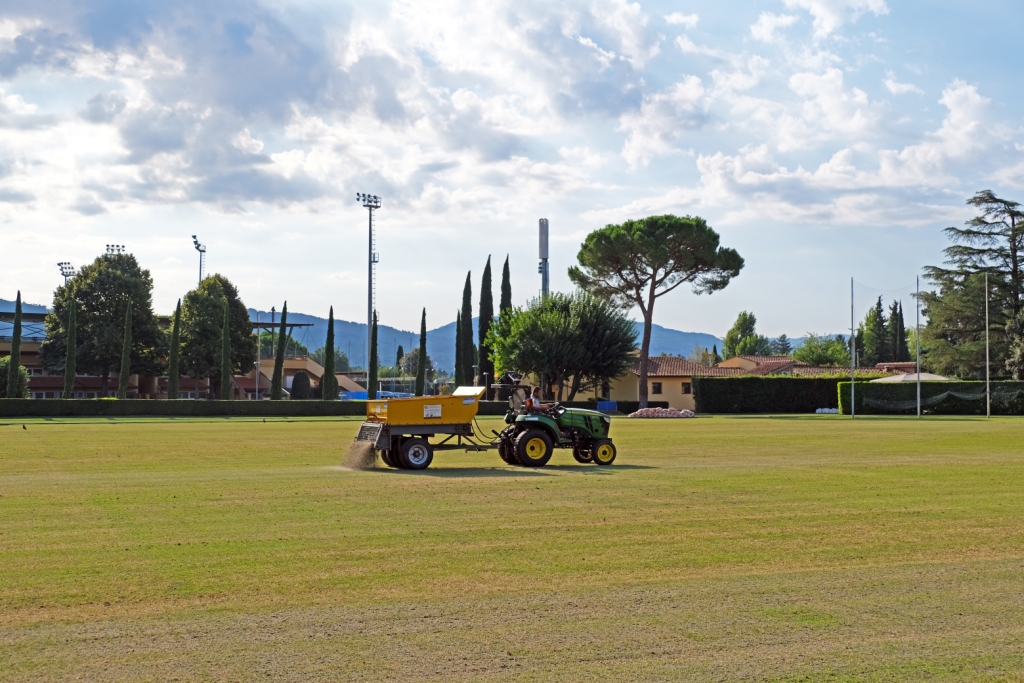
top-left (2, 414), bottom-right (1024, 681)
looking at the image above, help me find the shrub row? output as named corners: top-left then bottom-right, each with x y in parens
top-left (0, 399), bottom-right (369, 418)
top-left (476, 400), bottom-right (665, 416)
top-left (837, 381), bottom-right (1024, 415)
top-left (692, 377), bottom-right (846, 413)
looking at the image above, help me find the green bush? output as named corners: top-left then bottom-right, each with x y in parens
top-left (0, 357), bottom-right (29, 399)
top-left (0, 399), bottom-right (368, 418)
top-left (837, 381), bottom-right (1024, 415)
top-left (693, 377), bottom-right (848, 413)
top-left (291, 371), bottom-right (311, 400)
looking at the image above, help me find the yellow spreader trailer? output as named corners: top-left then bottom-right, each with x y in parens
top-left (354, 386), bottom-right (490, 469)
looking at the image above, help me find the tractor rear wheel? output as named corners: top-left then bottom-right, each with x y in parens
top-left (591, 439), bottom-right (616, 466)
top-left (399, 438), bottom-right (434, 470)
top-left (572, 444), bottom-right (592, 463)
top-left (515, 429), bottom-right (553, 467)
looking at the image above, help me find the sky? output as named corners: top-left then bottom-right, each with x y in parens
top-left (1, 0), bottom-right (1023, 338)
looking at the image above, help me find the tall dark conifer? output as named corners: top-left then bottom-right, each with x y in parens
top-left (368, 310), bottom-right (378, 400)
top-left (219, 304), bottom-right (232, 400)
top-left (167, 299), bottom-right (181, 399)
top-left (63, 298), bottom-right (77, 399)
top-left (500, 255), bottom-right (512, 314)
top-left (415, 308), bottom-right (427, 396)
top-left (271, 302), bottom-right (287, 400)
top-left (478, 256), bottom-right (494, 396)
top-left (322, 306), bottom-right (336, 401)
top-left (454, 311), bottom-right (464, 385)
top-left (396, 345), bottom-right (404, 367)
top-left (6, 291), bottom-right (21, 399)
top-left (460, 272), bottom-right (474, 384)
top-left (117, 298), bottom-right (132, 399)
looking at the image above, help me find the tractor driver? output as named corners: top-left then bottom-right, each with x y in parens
top-left (525, 387), bottom-right (552, 412)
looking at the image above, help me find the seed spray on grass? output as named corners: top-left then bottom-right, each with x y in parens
top-left (344, 441), bottom-right (378, 470)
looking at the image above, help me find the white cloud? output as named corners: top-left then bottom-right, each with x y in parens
top-left (665, 13), bottom-right (699, 28)
top-left (750, 12), bottom-right (799, 43)
top-left (884, 71), bottom-right (924, 95)
top-left (782, 0), bottom-right (889, 38)
top-left (618, 76), bottom-right (706, 168)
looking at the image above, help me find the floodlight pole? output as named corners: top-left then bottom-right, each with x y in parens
top-left (358, 193), bottom-right (381, 373)
top-left (850, 277), bottom-right (855, 419)
top-left (192, 235), bottom-right (206, 285)
top-left (985, 272), bottom-right (990, 418)
top-left (57, 262), bottom-right (76, 285)
top-left (916, 276), bottom-right (921, 417)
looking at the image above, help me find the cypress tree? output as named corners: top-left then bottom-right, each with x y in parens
top-left (478, 256), bottom-right (494, 395)
top-left (396, 345), bottom-right (404, 367)
top-left (897, 302), bottom-right (910, 362)
top-left (368, 310), bottom-right (378, 400)
top-left (117, 298), bottom-right (132, 399)
top-left (167, 299), bottom-right (181, 399)
top-left (500, 255), bottom-right (512, 314)
top-left (271, 302), bottom-right (287, 400)
top-left (322, 306), bottom-right (336, 401)
top-left (460, 271), bottom-right (474, 384)
top-left (7, 291), bottom-right (21, 399)
top-left (219, 303), bottom-right (232, 400)
top-left (454, 311), bottom-right (463, 385)
top-left (62, 297), bottom-right (77, 399)
top-left (415, 308), bottom-right (427, 396)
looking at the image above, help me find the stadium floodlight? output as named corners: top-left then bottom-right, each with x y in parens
top-left (105, 244), bottom-right (126, 255)
top-left (192, 235), bottom-right (207, 284)
top-left (359, 192), bottom-right (382, 370)
top-left (57, 262), bottom-right (76, 285)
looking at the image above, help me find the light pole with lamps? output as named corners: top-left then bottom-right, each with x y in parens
top-left (57, 262), bottom-right (76, 285)
top-left (191, 235), bottom-right (206, 285)
top-left (357, 192), bottom-right (381, 374)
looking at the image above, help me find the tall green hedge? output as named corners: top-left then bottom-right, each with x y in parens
top-left (693, 376), bottom-right (847, 413)
top-left (838, 381), bottom-right (1024, 415)
top-left (0, 399), bottom-right (368, 418)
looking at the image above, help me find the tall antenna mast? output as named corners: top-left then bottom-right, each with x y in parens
top-left (192, 235), bottom-right (206, 284)
top-left (538, 218), bottom-right (550, 297)
top-left (358, 193), bottom-right (381, 370)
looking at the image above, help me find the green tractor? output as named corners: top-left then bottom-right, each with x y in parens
top-left (494, 379), bottom-right (617, 467)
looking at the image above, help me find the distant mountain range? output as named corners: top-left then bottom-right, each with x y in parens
top-left (248, 308), bottom-right (724, 373)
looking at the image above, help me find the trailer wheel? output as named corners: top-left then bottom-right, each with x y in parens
top-left (572, 445), bottom-right (593, 463)
top-left (591, 439), bottom-right (616, 466)
top-left (515, 429), bottom-right (553, 467)
top-left (399, 438), bottom-right (433, 470)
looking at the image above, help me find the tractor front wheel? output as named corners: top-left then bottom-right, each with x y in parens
top-left (591, 439), bottom-right (616, 466)
top-left (399, 438), bottom-right (434, 470)
top-left (515, 429), bottom-right (553, 467)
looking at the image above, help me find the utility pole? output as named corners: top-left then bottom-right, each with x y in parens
top-left (916, 276), bottom-right (921, 417)
top-left (358, 193), bottom-right (381, 373)
top-left (985, 272), bottom-right (990, 418)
